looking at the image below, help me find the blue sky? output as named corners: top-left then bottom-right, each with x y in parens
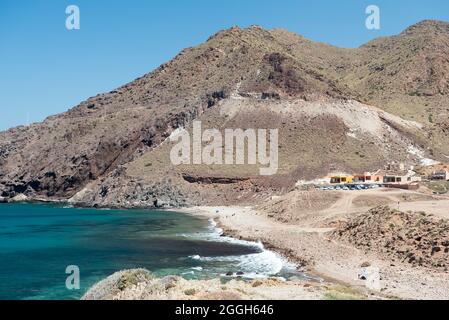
top-left (1, 0), bottom-right (449, 131)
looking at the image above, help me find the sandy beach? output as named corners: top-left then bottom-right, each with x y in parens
top-left (180, 188), bottom-right (449, 300)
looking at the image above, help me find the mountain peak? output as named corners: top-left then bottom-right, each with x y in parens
top-left (207, 25), bottom-right (268, 41)
top-left (401, 19), bottom-right (449, 36)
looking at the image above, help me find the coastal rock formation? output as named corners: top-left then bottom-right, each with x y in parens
top-left (81, 269), bottom-right (325, 300)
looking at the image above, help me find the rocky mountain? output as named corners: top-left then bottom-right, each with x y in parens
top-left (1, 20), bottom-right (448, 207)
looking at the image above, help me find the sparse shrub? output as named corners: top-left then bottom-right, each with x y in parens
top-left (184, 288), bottom-right (197, 296)
top-left (117, 269), bottom-right (153, 291)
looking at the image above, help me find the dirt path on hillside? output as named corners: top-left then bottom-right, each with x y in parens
top-left (313, 189), bottom-right (445, 226)
top-left (397, 200), bottom-right (449, 219)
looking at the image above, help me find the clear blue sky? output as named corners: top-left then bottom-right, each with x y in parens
top-left (1, 0), bottom-right (448, 131)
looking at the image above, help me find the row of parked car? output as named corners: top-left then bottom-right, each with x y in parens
top-left (318, 184), bottom-right (382, 191)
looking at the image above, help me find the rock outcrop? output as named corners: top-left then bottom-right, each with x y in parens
top-left (82, 269), bottom-right (324, 300)
top-left (334, 206), bottom-right (449, 271)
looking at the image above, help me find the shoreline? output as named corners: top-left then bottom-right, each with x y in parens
top-left (0, 201), bottom-right (405, 299)
top-left (2, 201), bottom-right (329, 299)
top-left (179, 206), bottom-right (332, 277)
top-left (6, 198), bottom-right (449, 300)
top-left (180, 207), bottom-right (309, 272)
top-left (81, 205), bottom-right (380, 300)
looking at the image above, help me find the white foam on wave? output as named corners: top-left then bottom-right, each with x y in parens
top-left (208, 218), bottom-right (217, 228)
top-left (185, 218), bottom-right (297, 279)
top-left (191, 266), bottom-right (203, 271)
top-left (197, 250), bottom-right (289, 278)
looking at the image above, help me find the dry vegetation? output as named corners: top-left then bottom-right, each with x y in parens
top-left (334, 206), bottom-right (449, 271)
top-left (1, 20), bottom-right (449, 208)
top-left (82, 269), bottom-right (325, 300)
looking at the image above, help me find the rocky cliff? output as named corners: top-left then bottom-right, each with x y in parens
top-left (1, 20), bottom-right (448, 207)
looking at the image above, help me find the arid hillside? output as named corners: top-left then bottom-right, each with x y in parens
top-left (1, 20), bottom-right (448, 207)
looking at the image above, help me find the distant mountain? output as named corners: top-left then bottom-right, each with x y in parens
top-left (1, 20), bottom-right (448, 207)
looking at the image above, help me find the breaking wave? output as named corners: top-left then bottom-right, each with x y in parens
top-left (183, 218), bottom-right (298, 279)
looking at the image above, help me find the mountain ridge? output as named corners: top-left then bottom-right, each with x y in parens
top-left (1, 20), bottom-right (448, 207)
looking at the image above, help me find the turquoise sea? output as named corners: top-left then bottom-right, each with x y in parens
top-left (0, 203), bottom-right (297, 300)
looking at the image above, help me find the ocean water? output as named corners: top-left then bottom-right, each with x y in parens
top-left (0, 203), bottom-right (299, 300)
